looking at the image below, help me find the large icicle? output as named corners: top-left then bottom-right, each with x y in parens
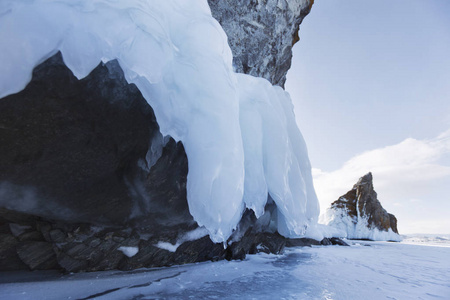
top-left (0, 0), bottom-right (320, 242)
top-left (238, 74), bottom-right (319, 237)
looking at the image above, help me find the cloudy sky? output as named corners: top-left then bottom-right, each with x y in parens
top-left (286, 0), bottom-right (450, 234)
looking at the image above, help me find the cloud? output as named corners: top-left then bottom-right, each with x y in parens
top-left (314, 129), bottom-right (450, 234)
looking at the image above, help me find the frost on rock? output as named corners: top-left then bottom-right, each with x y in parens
top-left (323, 173), bottom-right (401, 242)
top-left (0, 0), bottom-right (319, 243)
top-left (324, 208), bottom-right (401, 242)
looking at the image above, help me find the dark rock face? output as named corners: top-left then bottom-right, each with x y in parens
top-left (328, 173), bottom-right (399, 236)
top-left (0, 53), bottom-right (202, 271)
top-left (329, 237), bottom-right (349, 246)
top-left (0, 206), bottom-right (285, 272)
top-left (0, 206), bottom-right (343, 272)
top-left (208, 0), bottom-right (312, 87)
top-left (0, 53), bottom-right (154, 224)
top-left (0, 53), bottom-right (193, 230)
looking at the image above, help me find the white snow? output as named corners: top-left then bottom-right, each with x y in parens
top-left (323, 207), bottom-right (402, 242)
top-left (0, 0), bottom-right (319, 242)
top-left (315, 223), bottom-right (347, 238)
top-left (117, 246), bottom-right (139, 258)
top-left (1, 239), bottom-right (449, 299)
top-left (156, 227), bottom-right (210, 252)
top-left (155, 241), bottom-right (179, 253)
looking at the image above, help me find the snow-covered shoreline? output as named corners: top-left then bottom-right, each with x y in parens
top-left (1, 237), bottom-right (449, 299)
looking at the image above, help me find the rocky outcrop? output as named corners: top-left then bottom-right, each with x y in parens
top-left (0, 53), bottom-right (163, 225)
top-left (1, 200), bottom-right (337, 272)
top-left (0, 1), bottom-right (322, 272)
top-left (0, 204), bottom-right (347, 272)
top-left (324, 173), bottom-right (401, 241)
top-left (0, 53), bottom-right (198, 271)
top-left (208, 0), bottom-right (313, 87)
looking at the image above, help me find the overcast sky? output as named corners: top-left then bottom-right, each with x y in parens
top-left (286, 0), bottom-right (450, 234)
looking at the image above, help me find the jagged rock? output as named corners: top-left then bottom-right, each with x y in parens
top-left (18, 231), bottom-right (44, 242)
top-left (49, 229), bottom-right (66, 243)
top-left (324, 172), bottom-right (401, 241)
top-left (0, 233), bottom-right (28, 270)
top-left (16, 241), bottom-right (59, 270)
top-left (283, 236), bottom-right (350, 248)
top-left (208, 0), bottom-right (313, 87)
top-left (329, 237), bottom-right (349, 246)
top-left (286, 238), bottom-right (321, 247)
top-left (0, 203), bottom-right (337, 272)
top-left (320, 238), bottom-right (332, 246)
top-left (0, 53), bottom-right (160, 225)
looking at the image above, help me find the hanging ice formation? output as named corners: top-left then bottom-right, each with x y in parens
top-left (0, 0), bottom-right (321, 243)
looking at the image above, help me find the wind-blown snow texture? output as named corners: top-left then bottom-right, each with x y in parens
top-left (0, 0), bottom-right (319, 242)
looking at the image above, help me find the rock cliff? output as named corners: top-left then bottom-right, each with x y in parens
top-left (324, 173), bottom-right (401, 241)
top-left (208, 0), bottom-right (312, 87)
top-left (0, 1), bottom-right (317, 272)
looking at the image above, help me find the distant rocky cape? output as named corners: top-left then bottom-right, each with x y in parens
top-left (324, 173), bottom-right (401, 242)
top-left (0, 1), bottom-right (330, 272)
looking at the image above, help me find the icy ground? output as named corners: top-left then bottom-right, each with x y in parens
top-left (1, 238), bottom-right (449, 300)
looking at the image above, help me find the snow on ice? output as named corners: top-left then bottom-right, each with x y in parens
top-left (0, 0), bottom-right (319, 242)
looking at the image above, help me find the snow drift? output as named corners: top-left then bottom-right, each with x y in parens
top-left (0, 0), bottom-right (319, 242)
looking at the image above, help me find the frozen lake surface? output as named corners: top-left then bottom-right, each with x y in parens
top-left (1, 237), bottom-right (449, 300)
